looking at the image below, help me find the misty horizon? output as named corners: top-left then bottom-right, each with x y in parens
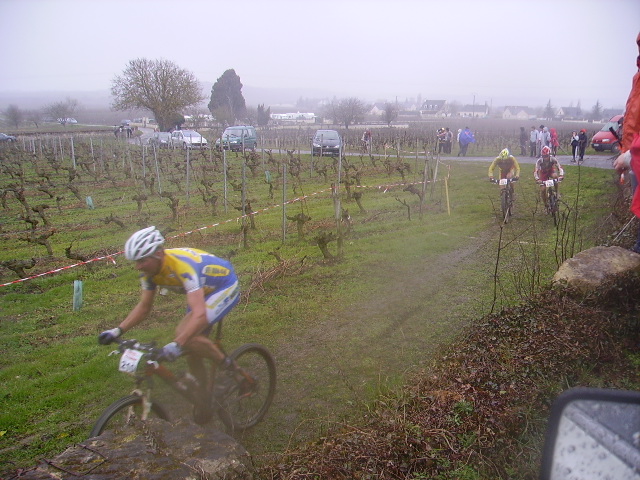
top-left (1, 0), bottom-right (638, 115)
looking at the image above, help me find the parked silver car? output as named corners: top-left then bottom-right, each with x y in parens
top-left (171, 130), bottom-right (208, 149)
top-left (148, 132), bottom-right (173, 148)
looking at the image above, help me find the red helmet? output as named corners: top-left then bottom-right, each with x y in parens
top-left (580, 129), bottom-right (586, 133)
top-left (541, 146), bottom-right (551, 156)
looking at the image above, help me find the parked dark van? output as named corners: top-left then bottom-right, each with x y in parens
top-left (215, 125), bottom-right (258, 152)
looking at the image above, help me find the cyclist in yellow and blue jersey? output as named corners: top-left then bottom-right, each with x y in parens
top-left (488, 148), bottom-right (521, 182)
top-left (98, 226), bottom-right (240, 415)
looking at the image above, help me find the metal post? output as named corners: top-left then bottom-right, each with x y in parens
top-left (186, 146), bottom-right (191, 207)
top-left (223, 147), bottom-right (228, 214)
top-left (70, 136), bottom-right (76, 169)
top-left (153, 145), bottom-right (162, 194)
top-left (282, 163), bottom-right (287, 244)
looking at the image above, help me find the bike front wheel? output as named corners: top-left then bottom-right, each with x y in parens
top-left (500, 189), bottom-right (511, 222)
top-left (214, 343), bottom-right (276, 433)
top-left (89, 394), bottom-right (170, 438)
top-left (549, 190), bottom-right (559, 226)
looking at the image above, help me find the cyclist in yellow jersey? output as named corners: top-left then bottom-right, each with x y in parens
top-left (98, 227), bottom-right (240, 410)
top-left (488, 148), bottom-right (521, 182)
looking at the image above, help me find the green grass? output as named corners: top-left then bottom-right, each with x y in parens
top-left (0, 140), bottom-right (620, 472)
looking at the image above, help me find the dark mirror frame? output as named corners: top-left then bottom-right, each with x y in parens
top-left (540, 387), bottom-right (640, 480)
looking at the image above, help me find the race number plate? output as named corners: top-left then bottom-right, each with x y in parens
top-left (119, 349), bottom-right (144, 374)
top-left (499, 179), bottom-right (508, 186)
top-left (544, 180), bottom-right (555, 188)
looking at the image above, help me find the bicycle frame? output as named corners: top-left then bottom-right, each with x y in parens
top-left (114, 338), bottom-right (219, 416)
top-left (92, 320), bottom-right (276, 437)
top-left (492, 177), bottom-right (516, 222)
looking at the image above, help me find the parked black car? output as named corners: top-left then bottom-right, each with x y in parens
top-left (0, 133), bottom-right (17, 143)
top-left (312, 130), bottom-right (341, 157)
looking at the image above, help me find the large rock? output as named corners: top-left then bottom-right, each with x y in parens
top-left (14, 418), bottom-right (254, 480)
top-left (552, 246), bottom-right (640, 293)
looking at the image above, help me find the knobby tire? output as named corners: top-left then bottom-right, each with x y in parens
top-left (549, 189), bottom-right (559, 227)
top-left (89, 394), bottom-right (170, 438)
top-left (214, 343), bottom-right (276, 433)
top-left (500, 188), bottom-right (511, 223)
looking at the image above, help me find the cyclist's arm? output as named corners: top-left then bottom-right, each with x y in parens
top-left (119, 288), bottom-right (156, 333)
top-left (174, 288), bottom-right (208, 347)
top-left (512, 157), bottom-right (521, 178)
top-left (555, 159), bottom-right (565, 177)
top-left (488, 158), bottom-right (498, 178)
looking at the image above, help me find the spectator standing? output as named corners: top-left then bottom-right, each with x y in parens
top-left (550, 128), bottom-right (560, 156)
top-left (577, 129), bottom-right (588, 162)
top-left (437, 128), bottom-right (446, 154)
top-left (536, 125), bottom-right (544, 156)
top-left (529, 126), bottom-right (538, 157)
top-left (519, 126), bottom-right (528, 156)
top-left (457, 127), bottom-right (475, 157)
top-left (541, 126), bottom-right (551, 153)
top-left (444, 127), bottom-right (453, 154)
top-left (570, 131), bottom-right (579, 162)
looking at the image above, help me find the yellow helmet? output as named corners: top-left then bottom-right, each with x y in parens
top-left (499, 148), bottom-right (510, 160)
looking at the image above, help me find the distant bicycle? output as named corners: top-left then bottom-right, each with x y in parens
top-left (90, 321), bottom-right (276, 438)
top-left (539, 178), bottom-right (561, 226)
top-left (491, 177), bottom-right (517, 223)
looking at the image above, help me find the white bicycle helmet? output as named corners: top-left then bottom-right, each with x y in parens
top-left (124, 226), bottom-right (165, 260)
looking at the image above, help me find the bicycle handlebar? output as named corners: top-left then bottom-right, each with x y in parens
top-left (112, 338), bottom-right (165, 360)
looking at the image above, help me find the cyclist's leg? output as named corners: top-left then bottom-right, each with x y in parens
top-left (182, 282), bottom-right (240, 384)
top-left (539, 184), bottom-right (548, 211)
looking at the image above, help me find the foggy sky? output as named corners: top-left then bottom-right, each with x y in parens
top-left (1, 0), bottom-right (639, 110)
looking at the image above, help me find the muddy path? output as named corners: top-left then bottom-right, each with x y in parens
top-left (238, 220), bottom-right (502, 458)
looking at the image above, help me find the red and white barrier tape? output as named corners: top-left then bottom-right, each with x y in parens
top-left (1, 180), bottom-right (431, 287)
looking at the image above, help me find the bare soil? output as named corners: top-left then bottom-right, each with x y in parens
top-left (239, 223), bottom-right (502, 458)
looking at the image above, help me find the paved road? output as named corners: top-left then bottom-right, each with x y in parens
top-left (435, 152), bottom-right (616, 170)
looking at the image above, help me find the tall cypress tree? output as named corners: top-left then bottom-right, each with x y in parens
top-left (208, 69), bottom-right (246, 124)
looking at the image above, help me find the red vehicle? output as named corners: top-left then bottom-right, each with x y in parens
top-left (591, 114), bottom-right (623, 153)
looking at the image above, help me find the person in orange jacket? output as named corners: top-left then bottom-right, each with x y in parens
top-left (613, 32), bottom-right (640, 252)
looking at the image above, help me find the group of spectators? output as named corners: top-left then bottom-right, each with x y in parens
top-left (435, 127), bottom-right (476, 157)
top-left (522, 125), bottom-right (587, 163)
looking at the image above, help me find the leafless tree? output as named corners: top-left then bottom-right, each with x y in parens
top-left (3, 104), bottom-right (24, 128)
top-left (327, 97), bottom-right (368, 129)
top-left (382, 102), bottom-right (398, 127)
top-left (25, 109), bottom-right (44, 128)
top-left (112, 58), bottom-right (205, 132)
top-left (44, 97), bottom-right (79, 126)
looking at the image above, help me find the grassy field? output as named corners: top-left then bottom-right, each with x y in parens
top-left (0, 133), bottom-right (623, 474)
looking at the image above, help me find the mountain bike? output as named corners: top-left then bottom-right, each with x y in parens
top-left (90, 321), bottom-right (276, 438)
top-left (491, 177), bottom-right (517, 223)
top-left (540, 178), bottom-right (561, 226)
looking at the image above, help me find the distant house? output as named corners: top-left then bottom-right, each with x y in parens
top-left (502, 106), bottom-right (536, 120)
top-left (556, 106), bottom-right (584, 121)
top-left (458, 104), bottom-right (489, 118)
top-left (368, 103), bottom-right (387, 116)
top-left (419, 100), bottom-right (447, 117)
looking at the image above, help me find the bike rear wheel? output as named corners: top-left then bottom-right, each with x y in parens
top-left (214, 343), bottom-right (276, 433)
top-left (89, 394), bottom-right (170, 438)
